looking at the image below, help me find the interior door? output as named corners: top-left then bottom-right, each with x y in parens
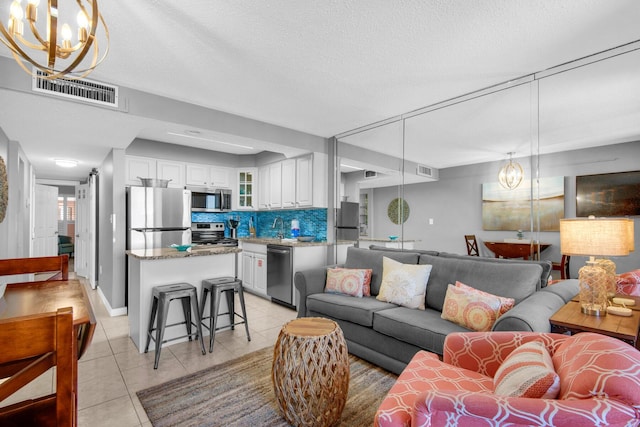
top-left (75, 184), bottom-right (89, 278)
top-left (33, 184), bottom-right (58, 256)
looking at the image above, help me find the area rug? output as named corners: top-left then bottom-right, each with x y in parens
top-left (137, 346), bottom-right (397, 427)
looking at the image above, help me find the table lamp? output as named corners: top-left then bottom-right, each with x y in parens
top-left (560, 217), bottom-right (635, 316)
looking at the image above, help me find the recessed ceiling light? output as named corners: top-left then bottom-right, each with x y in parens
top-left (54, 159), bottom-right (78, 168)
top-left (185, 130), bottom-right (201, 135)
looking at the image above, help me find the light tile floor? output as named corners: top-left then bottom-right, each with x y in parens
top-left (1, 274), bottom-right (298, 427)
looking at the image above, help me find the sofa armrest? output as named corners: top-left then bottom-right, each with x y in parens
top-left (443, 332), bottom-right (568, 377)
top-left (294, 267), bottom-right (329, 317)
top-left (413, 391), bottom-right (637, 427)
top-left (492, 289), bottom-right (569, 333)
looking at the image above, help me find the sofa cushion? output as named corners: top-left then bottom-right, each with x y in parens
top-left (418, 254), bottom-right (541, 311)
top-left (441, 283), bottom-right (514, 332)
top-left (306, 293), bottom-right (397, 327)
top-left (438, 251), bottom-right (552, 289)
top-left (493, 341), bottom-right (560, 399)
top-left (376, 257), bottom-right (432, 309)
top-left (325, 268), bottom-right (367, 297)
top-left (373, 307), bottom-right (468, 354)
top-left (344, 247), bottom-right (420, 296)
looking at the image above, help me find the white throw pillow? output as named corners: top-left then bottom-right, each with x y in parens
top-left (376, 257), bottom-right (432, 310)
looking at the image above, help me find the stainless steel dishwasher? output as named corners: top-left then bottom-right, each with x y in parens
top-left (267, 244), bottom-right (294, 308)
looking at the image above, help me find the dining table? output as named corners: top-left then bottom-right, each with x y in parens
top-left (483, 240), bottom-right (551, 260)
top-left (0, 279), bottom-right (96, 359)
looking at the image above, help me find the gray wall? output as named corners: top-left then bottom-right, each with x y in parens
top-left (371, 140), bottom-right (640, 277)
top-left (0, 128), bottom-right (8, 260)
top-left (97, 149), bottom-right (128, 312)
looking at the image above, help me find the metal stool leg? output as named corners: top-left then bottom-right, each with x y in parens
top-left (190, 290), bottom-right (206, 355)
top-left (180, 296), bottom-right (192, 341)
top-left (209, 287), bottom-right (222, 353)
top-left (237, 283), bottom-right (251, 342)
top-left (225, 289), bottom-right (235, 330)
top-left (154, 293), bottom-right (171, 369)
top-left (144, 295), bottom-right (159, 353)
top-left (197, 286), bottom-right (210, 340)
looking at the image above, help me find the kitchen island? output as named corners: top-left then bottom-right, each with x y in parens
top-left (126, 246), bottom-right (242, 352)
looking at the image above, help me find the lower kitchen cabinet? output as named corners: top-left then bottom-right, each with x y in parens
top-left (241, 244), bottom-right (267, 296)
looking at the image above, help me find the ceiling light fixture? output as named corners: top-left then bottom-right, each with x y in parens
top-left (54, 158), bottom-right (77, 167)
top-left (0, 0), bottom-right (109, 80)
top-left (167, 132), bottom-right (254, 150)
top-left (498, 152), bottom-right (524, 190)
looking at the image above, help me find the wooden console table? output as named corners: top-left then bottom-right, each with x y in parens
top-left (484, 241), bottom-right (551, 260)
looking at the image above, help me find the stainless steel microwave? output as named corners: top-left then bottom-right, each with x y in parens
top-left (191, 189), bottom-right (232, 212)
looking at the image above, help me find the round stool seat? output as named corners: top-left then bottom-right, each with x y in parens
top-left (272, 317), bottom-right (350, 427)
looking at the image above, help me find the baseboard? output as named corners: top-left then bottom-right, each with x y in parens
top-left (97, 286), bottom-right (128, 317)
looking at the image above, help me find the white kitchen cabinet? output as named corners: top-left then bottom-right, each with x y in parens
top-left (157, 160), bottom-right (185, 188)
top-left (295, 155), bottom-right (313, 207)
top-left (241, 243), bottom-right (268, 297)
top-left (125, 156), bottom-right (156, 186)
top-left (258, 166), bottom-right (270, 209)
top-left (237, 169), bottom-right (257, 210)
top-left (281, 159), bottom-right (296, 208)
top-left (186, 164), bottom-right (232, 188)
top-left (268, 162), bottom-right (282, 208)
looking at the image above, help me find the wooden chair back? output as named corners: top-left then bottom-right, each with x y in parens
top-left (552, 255), bottom-right (571, 280)
top-left (465, 235), bottom-right (480, 256)
top-left (0, 307), bottom-right (76, 427)
top-left (0, 255), bottom-right (69, 282)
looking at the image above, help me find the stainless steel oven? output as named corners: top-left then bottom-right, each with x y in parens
top-left (191, 222), bottom-right (238, 246)
top-left (191, 189), bottom-right (232, 212)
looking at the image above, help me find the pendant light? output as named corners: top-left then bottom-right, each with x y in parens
top-left (498, 152), bottom-right (523, 190)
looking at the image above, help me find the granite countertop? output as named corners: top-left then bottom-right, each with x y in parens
top-left (239, 238), bottom-right (356, 247)
top-left (126, 246), bottom-right (242, 260)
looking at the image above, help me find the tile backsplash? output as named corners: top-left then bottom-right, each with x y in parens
top-left (191, 209), bottom-right (327, 241)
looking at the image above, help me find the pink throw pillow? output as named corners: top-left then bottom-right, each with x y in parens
top-left (333, 268), bottom-right (373, 296)
top-left (441, 282), bottom-right (515, 331)
top-left (494, 341), bottom-right (560, 399)
top-left (456, 281), bottom-right (515, 316)
top-left (325, 268), bottom-right (366, 297)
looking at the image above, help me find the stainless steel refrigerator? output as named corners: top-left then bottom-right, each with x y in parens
top-left (336, 201), bottom-right (360, 241)
top-left (126, 187), bottom-right (192, 250)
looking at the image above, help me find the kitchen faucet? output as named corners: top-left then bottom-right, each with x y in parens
top-left (272, 217), bottom-right (284, 239)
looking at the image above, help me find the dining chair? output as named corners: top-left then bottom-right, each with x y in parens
top-left (0, 255), bottom-right (69, 282)
top-left (0, 307), bottom-right (76, 427)
top-left (552, 255), bottom-right (570, 280)
top-left (464, 235), bottom-right (479, 256)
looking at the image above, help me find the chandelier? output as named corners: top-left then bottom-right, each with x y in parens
top-left (0, 0), bottom-right (109, 80)
top-left (498, 152), bottom-right (524, 190)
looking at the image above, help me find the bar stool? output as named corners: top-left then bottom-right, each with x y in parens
top-left (145, 283), bottom-right (206, 369)
top-left (200, 277), bottom-right (251, 352)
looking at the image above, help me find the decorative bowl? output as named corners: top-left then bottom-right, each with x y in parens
top-left (170, 244), bottom-right (193, 252)
top-left (297, 236), bottom-right (315, 242)
top-left (388, 235), bottom-right (399, 241)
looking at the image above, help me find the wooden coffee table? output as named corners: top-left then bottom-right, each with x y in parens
top-left (550, 298), bottom-right (640, 348)
top-left (271, 317), bottom-right (350, 427)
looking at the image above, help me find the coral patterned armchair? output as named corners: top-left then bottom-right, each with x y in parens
top-left (375, 331), bottom-right (640, 427)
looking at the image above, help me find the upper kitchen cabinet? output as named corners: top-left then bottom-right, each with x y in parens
top-left (237, 168), bottom-right (257, 210)
top-left (257, 153), bottom-right (327, 210)
top-left (156, 160), bottom-right (185, 188)
top-left (125, 156), bottom-right (157, 186)
top-left (186, 163), bottom-right (232, 188)
top-left (281, 159), bottom-right (296, 208)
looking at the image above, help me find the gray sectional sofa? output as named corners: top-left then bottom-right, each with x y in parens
top-left (294, 246), bottom-right (579, 374)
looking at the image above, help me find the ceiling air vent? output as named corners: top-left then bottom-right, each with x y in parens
top-left (417, 164), bottom-right (438, 179)
top-left (364, 170), bottom-right (378, 179)
top-left (32, 70), bottom-right (119, 108)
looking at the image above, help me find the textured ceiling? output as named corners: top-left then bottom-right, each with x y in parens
top-left (1, 0), bottom-right (639, 180)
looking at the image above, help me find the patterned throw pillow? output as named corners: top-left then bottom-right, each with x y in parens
top-left (616, 269), bottom-right (640, 296)
top-left (441, 283), bottom-right (515, 331)
top-left (493, 341), bottom-right (560, 399)
top-left (325, 268), bottom-right (367, 297)
top-left (376, 257), bottom-right (432, 310)
top-left (332, 268), bottom-right (373, 296)
top-left (455, 281), bottom-right (515, 316)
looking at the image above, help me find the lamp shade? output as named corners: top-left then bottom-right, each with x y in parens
top-left (559, 217), bottom-right (634, 257)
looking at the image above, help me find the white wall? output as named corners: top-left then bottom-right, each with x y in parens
top-left (371, 140), bottom-right (640, 277)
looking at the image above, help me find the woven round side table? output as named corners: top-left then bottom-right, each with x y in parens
top-left (272, 317), bottom-right (349, 427)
